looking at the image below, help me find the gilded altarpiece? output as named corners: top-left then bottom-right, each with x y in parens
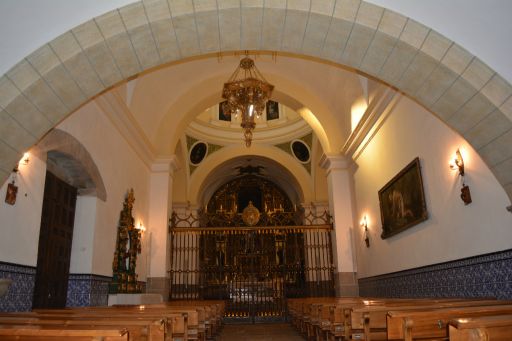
top-left (169, 175), bottom-right (334, 323)
top-left (109, 189), bottom-right (142, 294)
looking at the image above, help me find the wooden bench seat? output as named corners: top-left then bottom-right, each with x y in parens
top-left (0, 314), bottom-right (165, 341)
top-left (31, 307), bottom-right (189, 341)
top-left (0, 300), bottom-right (223, 341)
top-left (348, 299), bottom-right (504, 341)
top-left (0, 324), bottom-right (129, 340)
top-left (449, 314), bottom-right (512, 341)
top-left (287, 297), bottom-right (508, 341)
top-left (387, 304), bottom-right (512, 341)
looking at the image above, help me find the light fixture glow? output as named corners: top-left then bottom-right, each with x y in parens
top-left (360, 215), bottom-right (370, 248)
top-left (21, 152), bottom-right (30, 165)
top-left (136, 222), bottom-right (146, 233)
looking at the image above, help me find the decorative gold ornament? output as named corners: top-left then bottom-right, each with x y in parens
top-left (110, 189), bottom-right (142, 294)
top-left (242, 201), bottom-right (260, 226)
top-left (222, 56), bottom-right (274, 147)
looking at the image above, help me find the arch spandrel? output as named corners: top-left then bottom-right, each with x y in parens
top-left (0, 0), bottom-right (511, 204)
top-left (187, 145), bottom-right (313, 207)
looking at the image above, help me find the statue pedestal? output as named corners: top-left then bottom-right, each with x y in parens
top-left (108, 293), bottom-right (163, 306)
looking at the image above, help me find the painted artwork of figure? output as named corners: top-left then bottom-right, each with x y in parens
top-left (379, 158), bottom-right (428, 239)
top-left (266, 100), bottom-right (279, 120)
top-left (388, 189), bottom-right (413, 220)
top-left (5, 182), bottom-right (17, 205)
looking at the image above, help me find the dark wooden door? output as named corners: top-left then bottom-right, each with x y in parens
top-left (33, 171), bottom-right (77, 309)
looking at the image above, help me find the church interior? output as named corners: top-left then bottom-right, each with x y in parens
top-left (1, 0), bottom-right (512, 339)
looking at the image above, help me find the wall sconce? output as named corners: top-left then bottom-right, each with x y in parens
top-left (21, 152), bottom-right (30, 165)
top-left (361, 216), bottom-right (370, 248)
top-left (450, 148), bottom-right (472, 205)
top-left (4, 153), bottom-right (29, 205)
top-left (136, 222), bottom-right (146, 234)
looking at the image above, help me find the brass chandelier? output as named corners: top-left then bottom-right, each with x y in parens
top-left (222, 56), bottom-right (274, 147)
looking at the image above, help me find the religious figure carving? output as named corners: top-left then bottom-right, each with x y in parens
top-left (109, 189), bottom-right (142, 294)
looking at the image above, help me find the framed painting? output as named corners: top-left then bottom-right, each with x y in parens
top-left (218, 101), bottom-right (231, 121)
top-left (379, 157), bottom-right (428, 239)
top-left (5, 182), bottom-right (18, 205)
top-left (266, 100), bottom-right (279, 121)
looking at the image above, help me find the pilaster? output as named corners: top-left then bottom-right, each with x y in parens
top-left (319, 153), bottom-right (358, 296)
top-left (146, 156), bottom-right (180, 300)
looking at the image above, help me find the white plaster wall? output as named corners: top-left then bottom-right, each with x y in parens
top-left (69, 196), bottom-right (97, 274)
top-left (58, 101), bottom-right (151, 279)
top-left (0, 155), bottom-right (46, 266)
top-left (353, 95), bottom-right (512, 278)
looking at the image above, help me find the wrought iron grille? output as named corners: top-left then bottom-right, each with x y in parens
top-left (169, 210), bottom-right (335, 323)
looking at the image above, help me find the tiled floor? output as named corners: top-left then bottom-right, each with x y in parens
top-left (218, 323), bottom-right (304, 341)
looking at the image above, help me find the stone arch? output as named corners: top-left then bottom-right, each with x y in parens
top-left (34, 129), bottom-right (107, 201)
top-left (0, 0), bottom-right (510, 203)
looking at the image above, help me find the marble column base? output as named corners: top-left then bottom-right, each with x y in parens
top-left (146, 277), bottom-right (170, 301)
top-left (334, 272), bottom-right (359, 297)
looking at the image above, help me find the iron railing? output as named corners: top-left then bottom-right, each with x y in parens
top-left (169, 210), bottom-right (335, 322)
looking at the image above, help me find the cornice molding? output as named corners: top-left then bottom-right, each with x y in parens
top-left (151, 155), bottom-right (181, 174)
top-left (319, 153), bottom-right (352, 171)
top-left (342, 87), bottom-right (398, 159)
top-left (186, 117), bottom-right (312, 146)
top-left (95, 91), bottom-right (156, 169)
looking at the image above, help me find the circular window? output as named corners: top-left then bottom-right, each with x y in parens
top-left (291, 140), bottom-right (311, 163)
top-left (189, 141), bottom-right (208, 165)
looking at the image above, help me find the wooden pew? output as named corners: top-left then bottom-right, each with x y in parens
top-left (387, 304), bottom-right (512, 341)
top-left (0, 314), bottom-right (165, 341)
top-left (0, 324), bottom-right (129, 340)
top-left (289, 297), bottom-right (504, 341)
top-left (449, 315), bottom-right (512, 341)
top-left (166, 301), bottom-right (225, 339)
top-left (348, 299), bottom-right (501, 341)
top-left (32, 307), bottom-right (189, 341)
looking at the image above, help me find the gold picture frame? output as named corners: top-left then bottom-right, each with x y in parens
top-left (379, 157), bottom-right (428, 239)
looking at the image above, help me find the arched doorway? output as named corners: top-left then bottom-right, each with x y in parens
top-left (32, 130), bottom-right (106, 308)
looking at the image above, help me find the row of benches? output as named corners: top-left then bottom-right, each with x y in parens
top-left (0, 300), bottom-right (225, 341)
top-left (288, 297), bottom-right (512, 341)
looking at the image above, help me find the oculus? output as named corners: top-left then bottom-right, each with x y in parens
top-left (291, 140), bottom-right (311, 163)
top-left (189, 141), bottom-right (208, 165)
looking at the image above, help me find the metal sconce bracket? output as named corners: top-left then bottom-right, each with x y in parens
top-left (361, 216), bottom-right (370, 248)
top-left (450, 149), bottom-right (472, 205)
